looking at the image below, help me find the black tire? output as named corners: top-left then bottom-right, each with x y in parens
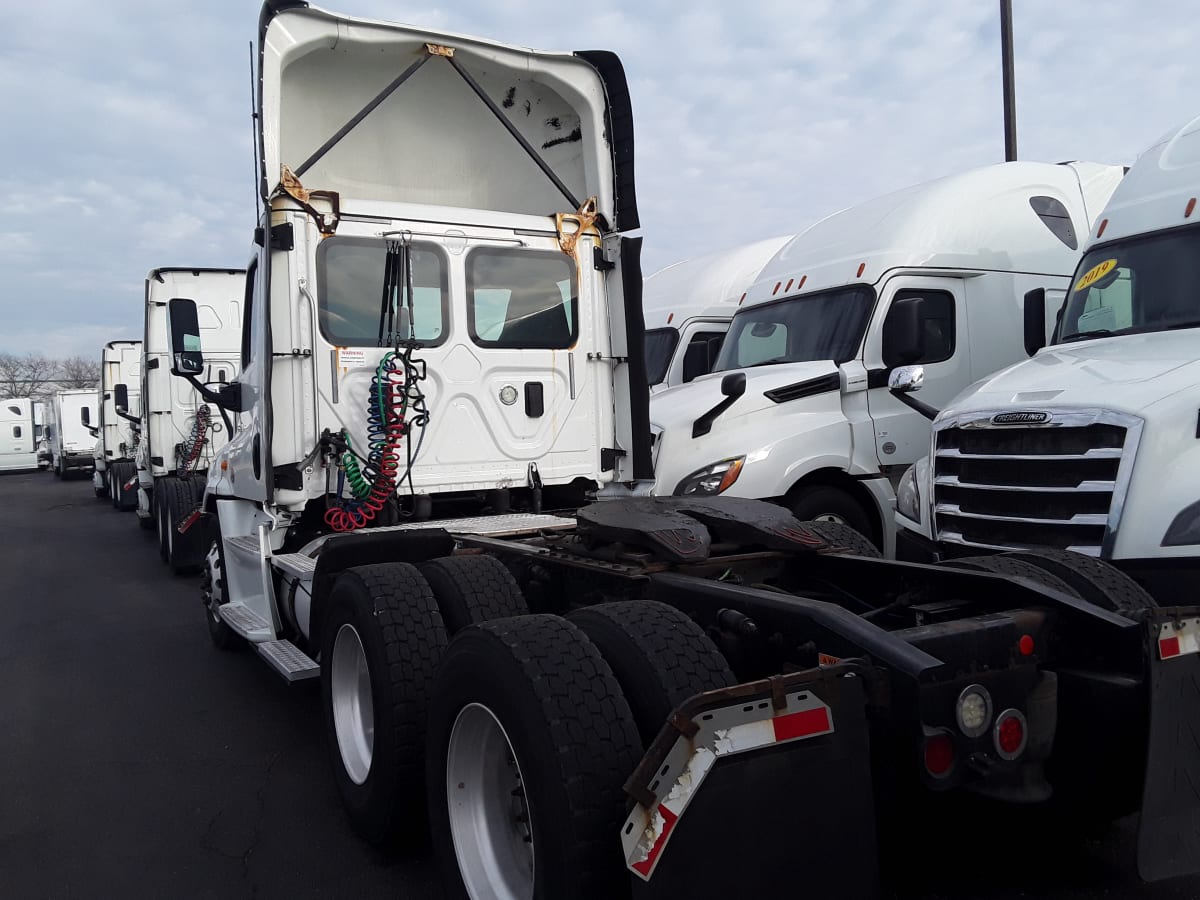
top-left (115, 461), bottom-right (138, 511)
top-left (788, 485), bottom-right (877, 548)
top-left (1003, 549), bottom-right (1157, 616)
top-left (427, 615), bottom-right (642, 900)
top-left (948, 554), bottom-right (1081, 597)
top-left (568, 600), bottom-right (735, 746)
top-left (321, 563), bottom-right (447, 845)
top-left (803, 519), bottom-right (883, 559)
top-left (419, 554), bottom-right (529, 633)
top-left (156, 488), bottom-right (170, 562)
top-left (165, 477), bottom-right (205, 575)
top-left (202, 535), bottom-right (240, 651)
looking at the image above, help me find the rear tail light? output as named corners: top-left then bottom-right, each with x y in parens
top-left (955, 684), bottom-right (992, 738)
top-left (994, 709), bottom-right (1027, 760)
top-left (923, 732), bottom-right (955, 778)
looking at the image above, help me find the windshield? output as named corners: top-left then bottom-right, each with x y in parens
top-left (644, 328), bottom-right (679, 385)
top-left (1057, 226), bottom-right (1200, 343)
top-left (713, 286), bottom-right (874, 372)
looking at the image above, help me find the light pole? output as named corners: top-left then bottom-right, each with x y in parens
top-left (1000, 0), bottom-right (1017, 161)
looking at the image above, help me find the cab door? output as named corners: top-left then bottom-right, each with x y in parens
top-left (864, 276), bottom-right (970, 468)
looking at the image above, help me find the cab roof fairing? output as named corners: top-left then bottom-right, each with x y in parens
top-left (742, 160), bottom-right (1124, 308)
top-left (255, 2), bottom-right (639, 231)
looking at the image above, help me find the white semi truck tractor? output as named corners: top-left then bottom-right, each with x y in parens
top-left (896, 114), bottom-right (1200, 603)
top-left (93, 340), bottom-right (142, 508)
top-left (163, 5), bottom-right (1200, 896)
top-left (0, 398), bottom-right (38, 473)
top-left (643, 235), bottom-right (790, 391)
top-left (48, 388), bottom-right (98, 478)
top-left (138, 268), bottom-right (243, 572)
top-left (648, 161), bottom-right (1124, 554)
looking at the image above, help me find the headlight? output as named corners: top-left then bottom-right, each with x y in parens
top-left (896, 463), bottom-right (921, 523)
top-left (674, 457), bottom-right (745, 496)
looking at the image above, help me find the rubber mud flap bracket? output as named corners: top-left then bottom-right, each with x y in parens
top-left (1137, 613), bottom-right (1200, 881)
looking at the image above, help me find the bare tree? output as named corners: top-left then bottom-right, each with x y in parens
top-left (0, 353), bottom-right (57, 399)
top-left (58, 355), bottom-right (102, 390)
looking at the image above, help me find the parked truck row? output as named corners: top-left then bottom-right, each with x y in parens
top-left (34, 3), bottom-right (1200, 897)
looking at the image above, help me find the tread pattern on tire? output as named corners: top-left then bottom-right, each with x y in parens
top-left (950, 554), bottom-right (1080, 597)
top-left (462, 615), bottom-right (642, 898)
top-left (568, 601), bottom-right (735, 746)
top-left (419, 554), bottom-right (528, 633)
top-left (1003, 548), bottom-right (1157, 615)
top-left (802, 520), bottom-right (883, 559)
top-left (327, 563), bottom-right (447, 843)
top-left (165, 477), bottom-right (201, 573)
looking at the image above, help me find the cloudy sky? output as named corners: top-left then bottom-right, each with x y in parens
top-left (3, 1), bottom-right (1197, 357)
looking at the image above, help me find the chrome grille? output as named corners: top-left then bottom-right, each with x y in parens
top-left (932, 411), bottom-right (1141, 557)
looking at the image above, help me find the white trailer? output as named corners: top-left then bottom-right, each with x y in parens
top-left (48, 389), bottom-right (98, 478)
top-left (0, 398), bottom-right (38, 473)
top-left (896, 114), bottom-right (1200, 602)
top-left (138, 268), bottom-right (243, 572)
top-left (648, 161), bottom-right (1124, 554)
top-left (93, 340), bottom-right (142, 508)
top-left (643, 235), bottom-right (790, 390)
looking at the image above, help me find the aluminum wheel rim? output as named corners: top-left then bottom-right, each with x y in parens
top-left (446, 702), bottom-right (534, 900)
top-left (814, 512), bottom-right (848, 525)
top-left (331, 624), bottom-right (374, 786)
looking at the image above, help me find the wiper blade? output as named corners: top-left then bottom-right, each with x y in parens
top-left (1060, 329), bottom-right (1114, 343)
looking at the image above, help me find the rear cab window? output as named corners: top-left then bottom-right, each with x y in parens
top-left (467, 248), bottom-right (577, 349)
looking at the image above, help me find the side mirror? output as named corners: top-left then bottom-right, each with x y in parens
top-left (720, 372), bottom-right (747, 399)
top-left (682, 341), bottom-right (708, 384)
top-left (1023, 288), bottom-right (1047, 356)
top-left (114, 383), bottom-right (129, 412)
top-left (166, 297), bottom-right (205, 376)
top-left (888, 365), bottom-right (925, 393)
top-left (883, 296), bottom-right (927, 368)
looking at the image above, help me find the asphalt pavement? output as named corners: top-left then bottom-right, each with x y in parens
top-left (0, 470), bottom-right (1197, 899)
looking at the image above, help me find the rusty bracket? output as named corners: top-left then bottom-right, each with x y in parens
top-left (768, 674), bottom-right (789, 711)
top-left (279, 166), bottom-right (341, 236)
top-left (668, 710), bottom-right (700, 740)
top-left (425, 42), bottom-right (455, 58)
top-left (556, 196), bottom-right (600, 256)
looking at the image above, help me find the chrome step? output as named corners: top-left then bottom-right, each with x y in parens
top-left (256, 639), bottom-right (320, 682)
top-left (218, 602), bottom-right (273, 641)
top-left (271, 552), bottom-right (318, 578)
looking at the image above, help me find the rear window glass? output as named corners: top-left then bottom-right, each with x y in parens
top-left (467, 248), bottom-right (577, 349)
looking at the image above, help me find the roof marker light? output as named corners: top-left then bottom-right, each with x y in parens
top-left (785, 278), bottom-right (794, 292)
top-left (738, 292), bottom-right (747, 306)
top-left (1187, 198), bottom-right (1197, 218)
top-left (798, 275), bottom-right (807, 290)
top-left (1097, 218), bottom-right (1108, 237)
top-left (773, 282), bottom-right (782, 295)
top-left (856, 263), bottom-right (866, 277)
top-left (666, 312), bottom-right (674, 324)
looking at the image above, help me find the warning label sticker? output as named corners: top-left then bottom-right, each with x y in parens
top-left (338, 347), bottom-right (367, 369)
top-left (1074, 258), bottom-right (1118, 293)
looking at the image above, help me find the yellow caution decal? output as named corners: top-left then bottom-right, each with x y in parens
top-left (1075, 258), bottom-right (1118, 292)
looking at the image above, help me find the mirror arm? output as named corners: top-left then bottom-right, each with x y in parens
top-left (889, 389), bottom-right (939, 421)
top-left (116, 408), bottom-right (140, 426)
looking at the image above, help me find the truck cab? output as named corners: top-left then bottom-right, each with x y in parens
top-left (94, 340), bottom-right (142, 508)
top-left (138, 268), bottom-right (244, 571)
top-left (650, 161), bottom-right (1123, 554)
top-left (163, 2), bottom-right (647, 656)
top-left (643, 235), bottom-right (790, 391)
top-left (897, 115), bottom-right (1200, 600)
top-left (49, 388), bottom-right (98, 478)
top-left (0, 398), bottom-right (38, 473)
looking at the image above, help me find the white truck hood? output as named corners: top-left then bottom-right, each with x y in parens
top-left (944, 330), bottom-right (1200, 418)
top-left (258, 3), bottom-right (633, 227)
top-left (650, 361), bottom-right (841, 435)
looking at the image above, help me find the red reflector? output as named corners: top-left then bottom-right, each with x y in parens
top-left (996, 715), bottom-right (1024, 756)
top-left (1187, 198), bottom-right (1197, 218)
top-left (1161, 635), bottom-right (1182, 659)
top-left (772, 706), bottom-right (831, 742)
top-left (1018, 634), bottom-right (1035, 656)
top-left (923, 734), bottom-right (954, 777)
top-left (856, 262), bottom-right (866, 277)
top-left (1096, 218), bottom-right (1108, 237)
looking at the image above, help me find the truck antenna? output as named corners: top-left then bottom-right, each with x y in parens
top-left (249, 40), bottom-right (262, 222)
top-left (1000, 0), bottom-right (1017, 161)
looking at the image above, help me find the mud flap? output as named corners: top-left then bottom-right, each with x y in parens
top-left (1137, 612), bottom-right (1200, 881)
top-left (623, 664), bottom-right (877, 898)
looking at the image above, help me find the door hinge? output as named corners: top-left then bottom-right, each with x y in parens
top-left (593, 246), bottom-right (615, 271)
top-left (600, 447), bottom-right (626, 472)
top-left (272, 348), bottom-right (312, 358)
